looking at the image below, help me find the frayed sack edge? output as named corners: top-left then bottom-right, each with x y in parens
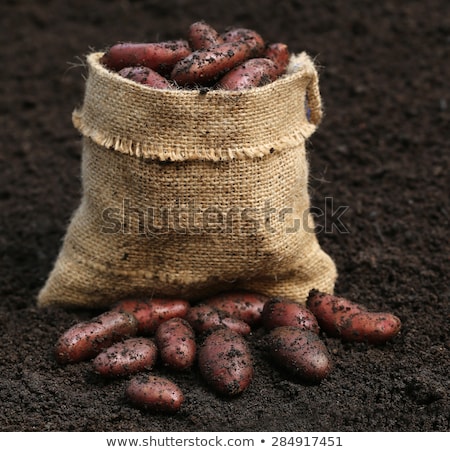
top-left (72, 51), bottom-right (323, 162)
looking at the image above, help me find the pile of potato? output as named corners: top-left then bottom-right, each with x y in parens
top-left (54, 291), bottom-right (401, 413)
top-left (100, 21), bottom-right (290, 90)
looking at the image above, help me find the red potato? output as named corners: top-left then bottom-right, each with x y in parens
top-left (264, 42), bottom-right (290, 77)
top-left (155, 318), bottom-right (196, 371)
top-left (204, 291), bottom-right (269, 326)
top-left (112, 298), bottom-right (190, 335)
top-left (220, 27), bottom-right (266, 51)
top-left (216, 58), bottom-right (280, 90)
top-left (198, 327), bottom-right (253, 395)
top-left (264, 326), bottom-right (332, 382)
top-left (184, 304), bottom-right (251, 336)
top-left (92, 337), bottom-right (158, 377)
top-left (188, 20), bottom-right (224, 50)
top-left (54, 311), bottom-right (138, 364)
top-left (125, 375), bottom-right (184, 413)
top-left (100, 40), bottom-right (191, 73)
top-left (261, 297), bottom-right (320, 333)
top-left (336, 312), bottom-right (402, 344)
top-left (170, 39), bottom-right (265, 86)
top-left (118, 66), bottom-right (172, 89)
top-left (306, 290), bottom-right (366, 336)
top-left (306, 290), bottom-right (401, 344)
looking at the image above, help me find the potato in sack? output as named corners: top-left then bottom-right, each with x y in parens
top-left (38, 49), bottom-right (336, 310)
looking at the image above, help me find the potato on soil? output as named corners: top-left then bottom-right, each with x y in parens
top-left (261, 297), bottom-right (319, 333)
top-left (337, 311), bottom-right (402, 344)
top-left (198, 327), bottom-right (254, 395)
top-left (92, 337), bottom-right (158, 377)
top-left (306, 290), bottom-right (365, 336)
top-left (155, 318), bottom-right (196, 371)
top-left (184, 304), bottom-right (251, 335)
top-left (204, 291), bottom-right (269, 326)
top-left (54, 311), bottom-right (138, 364)
top-left (112, 298), bottom-right (190, 335)
top-left (306, 290), bottom-right (401, 343)
top-left (264, 326), bottom-right (332, 382)
top-left (125, 375), bottom-right (184, 413)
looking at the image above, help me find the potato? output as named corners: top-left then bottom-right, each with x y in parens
top-left (125, 375), bottom-right (184, 412)
top-left (100, 40), bottom-right (191, 73)
top-left (184, 304), bottom-right (251, 335)
top-left (261, 297), bottom-right (319, 333)
top-left (118, 66), bottom-right (172, 89)
top-left (170, 39), bottom-right (264, 86)
top-left (54, 311), bottom-right (138, 364)
top-left (306, 290), bottom-right (365, 336)
top-left (198, 327), bottom-right (253, 395)
top-left (92, 337), bottom-right (158, 377)
top-left (112, 298), bottom-right (190, 335)
top-left (220, 27), bottom-right (265, 51)
top-left (188, 20), bottom-right (223, 50)
top-left (204, 291), bottom-right (268, 326)
top-left (155, 318), bottom-right (196, 371)
top-left (336, 312), bottom-right (402, 344)
top-left (306, 290), bottom-right (401, 343)
top-left (216, 58), bottom-right (279, 90)
top-left (264, 42), bottom-right (290, 77)
top-left (264, 326), bottom-right (332, 382)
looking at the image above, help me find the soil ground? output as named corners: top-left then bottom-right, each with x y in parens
top-left (1, 0), bottom-right (449, 432)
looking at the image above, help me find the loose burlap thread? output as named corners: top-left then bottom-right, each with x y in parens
top-left (37, 51), bottom-right (337, 309)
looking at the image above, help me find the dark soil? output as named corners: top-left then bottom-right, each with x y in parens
top-left (1, 0), bottom-right (449, 432)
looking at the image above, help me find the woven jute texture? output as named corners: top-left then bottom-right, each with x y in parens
top-left (37, 51), bottom-right (337, 309)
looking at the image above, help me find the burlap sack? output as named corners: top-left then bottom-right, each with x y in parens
top-left (37, 51), bottom-right (337, 309)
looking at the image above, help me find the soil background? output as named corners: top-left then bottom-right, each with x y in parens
top-left (1, 0), bottom-right (449, 432)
